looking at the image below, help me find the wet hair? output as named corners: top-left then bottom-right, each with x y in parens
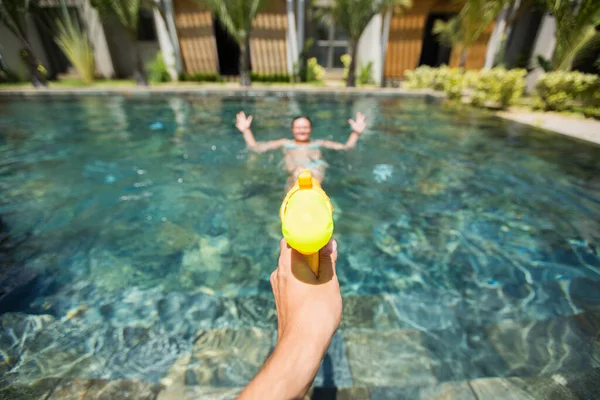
top-left (291, 115), bottom-right (312, 128)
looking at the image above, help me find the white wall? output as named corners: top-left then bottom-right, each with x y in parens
top-left (526, 14), bottom-right (556, 92)
top-left (0, 17), bottom-right (51, 80)
top-left (79, 0), bottom-right (115, 78)
top-left (356, 14), bottom-right (383, 85)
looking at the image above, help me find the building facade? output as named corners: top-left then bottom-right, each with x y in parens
top-left (1, 0), bottom-right (554, 85)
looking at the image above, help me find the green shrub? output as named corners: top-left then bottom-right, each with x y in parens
top-left (179, 72), bottom-right (221, 82)
top-left (471, 68), bottom-right (526, 109)
top-left (403, 65), bottom-right (437, 89)
top-left (147, 52), bottom-right (170, 83)
top-left (404, 65), bottom-right (464, 99)
top-left (358, 61), bottom-right (374, 85)
top-left (341, 54), bottom-right (351, 81)
top-left (249, 72), bottom-right (291, 82)
top-left (535, 71), bottom-right (600, 111)
top-left (306, 57), bottom-right (325, 82)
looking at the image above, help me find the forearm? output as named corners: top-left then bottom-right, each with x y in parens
top-left (240, 128), bottom-right (258, 149)
top-left (344, 132), bottom-right (360, 149)
top-left (239, 328), bottom-right (330, 400)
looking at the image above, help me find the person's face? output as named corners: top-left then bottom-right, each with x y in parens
top-left (291, 118), bottom-right (312, 142)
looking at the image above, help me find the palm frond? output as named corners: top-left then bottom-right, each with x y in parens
top-left (54, 13), bottom-right (95, 83)
top-left (202, 0), bottom-right (266, 44)
top-left (549, 0), bottom-right (600, 70)
top-left (91, 0), bottom-right (147, 37)
top-left (0, 0), bottom-right (32, 41)
top-left (331, 0), bottom-right (411, 42)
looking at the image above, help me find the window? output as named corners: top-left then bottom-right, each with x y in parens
top-left (312, 13), bottom-right (349, 69)
top-left (137, 10), bottom-right (157, 41)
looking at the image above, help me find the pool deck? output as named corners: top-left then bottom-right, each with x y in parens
top-left (1, 85), bottom-right (598, 146)
top-left (497, 109), bottom-right (600, 146)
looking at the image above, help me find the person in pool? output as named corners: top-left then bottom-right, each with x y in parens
top-left (235, 111), bottom-right (367, 187)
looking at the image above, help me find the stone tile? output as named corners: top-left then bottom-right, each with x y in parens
top-left (505, 376), bottom-right (579, 400)
top-left (1, 315), bottom-right (106, 385)
top-left (343, 329), bottom-right (437, 387)
top-left (186, 328), bottom-right (274, 387)
top-left (100, 325), bottom-right (191, 382)
top-left (313, 331), bottom-right (353, 388)
top-left (0, 378), bottom-right (60, 400)
top-left (561, 368), bottom-right (600, 400)
top-left (369, 381), bottom-right (476, 400)
top-left (485, 316), bottom-right (596, 376)
top-left (470, 377), bottom-right (535, 399)
top-left (48, 378), bottom-right (162, 400)
top-left (341, 295), bottom-right (401, 330)
top-left (422, 326), bottom-right (509, 381)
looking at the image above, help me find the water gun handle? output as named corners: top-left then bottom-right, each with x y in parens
top-left (305, 253), bottom-right (320, 277)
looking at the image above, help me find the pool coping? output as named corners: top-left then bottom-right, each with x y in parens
top-left (0, 85), bottom-right (445, 102)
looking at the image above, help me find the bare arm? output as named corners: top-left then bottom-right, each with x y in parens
top-left (236, 111), bottom-right (288, 153)
top-left (317, 112), bottom-right (366, 150)
top-left (239, 239), bottom-right (341, 399)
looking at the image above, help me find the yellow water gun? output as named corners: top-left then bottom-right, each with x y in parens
top-left (280, 169), bottom-right (334, 277)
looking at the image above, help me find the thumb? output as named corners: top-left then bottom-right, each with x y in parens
top-left (248, 116), bottom-right (253, 124)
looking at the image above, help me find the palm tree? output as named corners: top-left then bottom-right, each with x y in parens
top-left (0, 0), bottom-right (48, 87)
top-left (434, 0), bottom-right (506, 68)
top-left (91, 0), bottom-right (153, 85)
top-left (547, 0), bottom-right (600, 71)
top-left (331, 0), bottom-right (411, 87)
top-left (201, 0), bottom-right (266, 86)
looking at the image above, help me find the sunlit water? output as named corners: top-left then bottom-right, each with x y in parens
top-left (1, 95), bottom-right (599, 390)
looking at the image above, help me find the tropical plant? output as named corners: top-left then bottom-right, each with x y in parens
top-left (546, 0), bottom-right (600, 71)
top-left (54, 2), bottom-right (95, 84)
top-left (91, 0), bottom-right (153, 85)
top-left (358, 61), bottom-right (374, 85)
top-left (535, 71), bottom-right (600, 111)
top-left (470, 67), bottom-right (525, 108)
top-left (147, 51), bottom-right (170, 83)
top-left (331, 0), bottom-right (411, 87)
top-left (306, 57), bottom-right (325, 82)
top-left (201, 0), bottom-right (267, 86)
top-left (0, 0), bottom-right (48, 86)
top-left (434, 0), bottom-right (506, 68)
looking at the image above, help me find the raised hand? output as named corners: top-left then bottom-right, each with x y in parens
top-left (348, 112), bottom-right (366, 135)
top-left (236, 111), bottom-right (253, 132)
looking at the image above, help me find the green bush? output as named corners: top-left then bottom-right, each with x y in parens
top-left (147, 52), bottom-right (170, 83)
top-left (306, 57), bottom-right (325, 82)
top-left (341, 54), bottom-right (351, 81)
top-left (403, 65), bottom-right (437, 89)
top-left (249, 72), bottom-right (291, 82)
top-left (404, 66), bottom-right (526, 108)
top-left (535, 71), bottom-right (600, 111)
top-left (404, 65), bottom-right (464, 100)
top-left (358, 61), bottom-right (374, 85)
top-left (179, 72), bottom-right (222, 82)
top-left (470, 68), bottom-right (526, 109)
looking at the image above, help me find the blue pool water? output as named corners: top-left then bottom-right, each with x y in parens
top-left (0, 95), bottom-right (599, 393)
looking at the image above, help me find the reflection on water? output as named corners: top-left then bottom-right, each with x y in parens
top-left (0, 96), bottom-right (599, 391)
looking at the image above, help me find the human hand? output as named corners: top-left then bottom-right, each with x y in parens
top-left (271, 239), bottom-right (342, 346)
top-left (348, 112), bottom-right (366, 135)
top-left (236, 111), bottom-right (253, 132)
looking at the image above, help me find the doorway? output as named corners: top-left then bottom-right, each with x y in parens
top-left (419, 13), bottom-right (454, 67)
top-left (213, 17), bottom-right (251, 75)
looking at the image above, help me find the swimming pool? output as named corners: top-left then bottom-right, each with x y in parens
top-left (1, 95), bottom-right (599, 397)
